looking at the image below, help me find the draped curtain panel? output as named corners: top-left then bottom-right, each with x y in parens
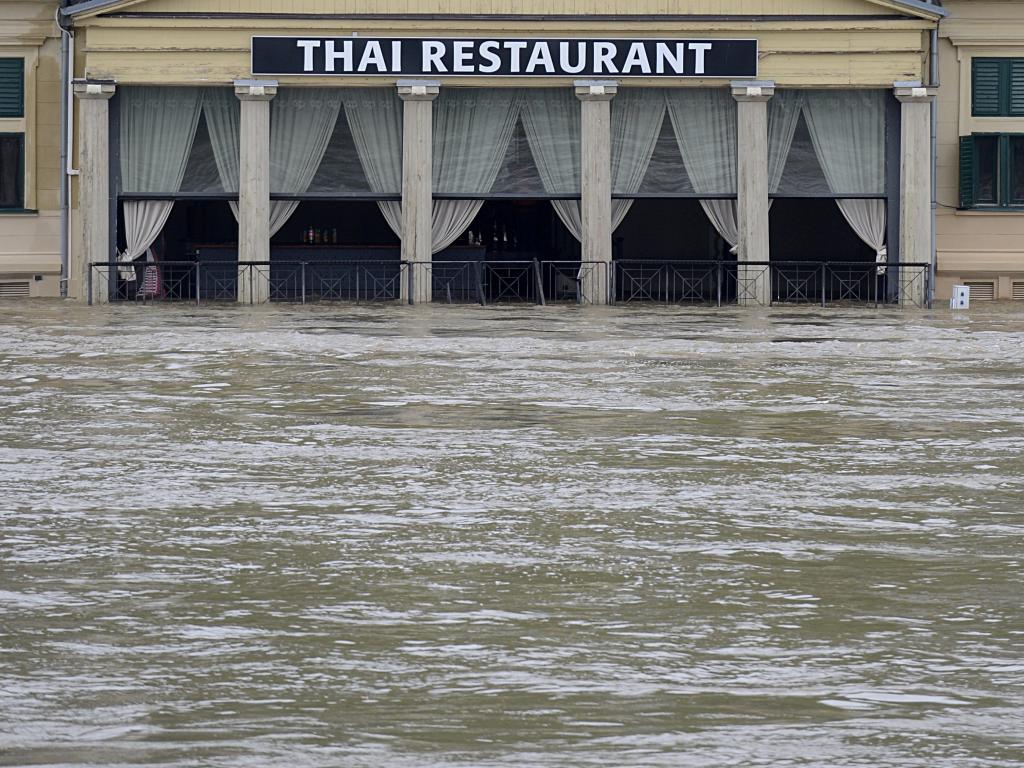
top-left (666, 88), bottom-right (739, 250)
top-left (767, 90), bottom-right (805, 196)
top-left (119, 86), bottom-right (203, 276)
top-left (610, 88), bottom-right (666, 232)
top-left (121, 201), bottom-right (174, 279)
top-left (431, 89), bottom-right (520, 253)
top-left (802, 90), bottom-right (886, 195)
top-left (838, 199), bottom-right (888, 264)
top-left (803, 90), bottom-right (887, 257)
top-left (203, 88), bottom-right (241, 195)
top-left (344, 88), bottom-right (404, 238)
top-left (521, 89), bottom-right (582, 240)
top-left (268, 88), bottom-right (343, 237)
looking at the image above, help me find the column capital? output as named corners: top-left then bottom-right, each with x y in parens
top-left (574, 80), bottom-right (618, 101)
top-left (893, 81), bottom-right (937, 103)
top-left (234, 79), bottom-right (278, 101)
top-left (731, 80), bottom-right (775, 102)
top-left (397, 80), bottom-right (440, 101)
top-left (72, 80), bottom-right (116, 100)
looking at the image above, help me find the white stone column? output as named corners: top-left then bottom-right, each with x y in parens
top-left (73, 80), bottom-right (115, 304)
top-left (235, 79), bottom-right (277, 304)
top-left (894, 82), bottom-right (937, 308)
top-left (398, 80), bottom-right (440, 304)
top-left (732, 81), bottom-right (775, 307)
top-left (575, 80), bottom-right (617, 305)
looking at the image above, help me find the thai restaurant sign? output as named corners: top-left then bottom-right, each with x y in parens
top-left (251, 37), bottom-right (758, 78)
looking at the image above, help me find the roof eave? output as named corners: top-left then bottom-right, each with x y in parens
top-left (62, 0), bottom-right (948, 22)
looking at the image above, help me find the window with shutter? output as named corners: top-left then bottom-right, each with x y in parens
top-left (973, 58), bottom-right (1004, 117)
top-left (0, 134), bottom-right (23, 209)
top-left (975, 135), bottom-right (1000, 205)
top-left (1011, 60), bottom-right (1024, 117)
top-left (1010, 137), bottom-right (1024, 206)
top-left (960, 136), bottom-right (975, 210)
top-left (961, 134), bottom-right (1024, 210)
top-left (0, 59), bottom-right (23, 119)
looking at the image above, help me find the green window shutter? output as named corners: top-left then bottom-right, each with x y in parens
top-left (972, 58), bottom-right (1004, 117)
top-left (1010, 59), bottom-right (1024, 116)
top-left (0, 58), bottom-right (23, 118)
top-left (959, 136), bottom-right (975, 209)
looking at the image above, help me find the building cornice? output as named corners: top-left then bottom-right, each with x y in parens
top-left (62, 0), bottom-right (947, 23)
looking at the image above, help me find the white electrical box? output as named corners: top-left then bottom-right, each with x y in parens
top-left (951, 285), bottom-right (970, 310)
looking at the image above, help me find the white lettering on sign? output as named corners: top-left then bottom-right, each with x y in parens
top-left (655, 43), bottom-right (685, 75)
top-left (358, 40), bottom-right (387, 73)
top-left (505, 41), bottom-right (528, 73)
top-left (453, 40), bottom-right (474, 73)
top-left (526, 42), bottom-right (554, 74)
top-left (594, 42), bottom-right (618, 74)
top-left (325, 40), bottom-right (352, 72)
top-left (257, 37), bottom-right (758, 79)
top-left (296, 39), bottom-right (321, 72)
top-left (622, 42), bottom-right (651, 74)
top-left (559, 42), bottom-right (586, 74)
top-left (423, 41), bottom-right (447, 73)
top-left (479, 41), bottom-right (501, 73)
top-left (690, 42), bottom-right (712, 75)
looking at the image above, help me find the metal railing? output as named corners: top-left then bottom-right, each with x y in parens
top-left (91, 260), bottom-right (408, 305)
top-left (89, 259), bottom-right (932, 308)
top-left (612, 260), bottom-right (933, 308)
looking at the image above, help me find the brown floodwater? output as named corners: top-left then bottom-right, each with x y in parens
top-left (1, 301), bottom-right (1022, 766)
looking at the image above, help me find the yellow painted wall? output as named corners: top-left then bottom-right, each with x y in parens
top-left (936, 0), bottom-right (1024, 300)
top-left (0, 0), bottom-right (62, 296)
top-left (74, 0), bottom-right (933, 87)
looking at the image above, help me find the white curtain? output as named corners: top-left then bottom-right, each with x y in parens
top-left (119, 87), bottom-right (203, 277)
top-left (431, 201), bottom-right (484, 254)
top-left (345, 88), bottom-right (404, 238)
top-left (838, 199), bottom-right (888, 269)
top-left (121, 201), bottom-right (173, 279)
top-left (768, 90), bottom-right (805, 196)
top-left (803, 90), bottom-right (887, 259)
top-left (611, 88), bottom-right (666, 232)
top-left (431, 90), bottom-right (520, 254)
top-left (521, 89), bottom-right (582, 240)
top-left (666, 88), bottom-right (739, 251)
top-left (203, 87), bottom-right (241, 224)
top-left (268, 88), bottom-right (342, 237)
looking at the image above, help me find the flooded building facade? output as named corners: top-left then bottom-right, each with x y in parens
top-left (2, 0), bottom-right (959, 305)
top-left (935, 0), bottom-right (1024, 302)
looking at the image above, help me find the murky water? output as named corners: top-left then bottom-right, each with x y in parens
top-left (1, 301), bottom-right (1023, 767)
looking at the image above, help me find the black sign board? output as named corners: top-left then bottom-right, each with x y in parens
top-left (251, 37), bottom-right (758, 79)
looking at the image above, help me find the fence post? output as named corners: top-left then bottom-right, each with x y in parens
top-left (195, 262), bottom-right (201, 306)
top-left (301, 262), bottom-right (306, 304)
top-left (475, 261), bottom-right (486, 306)
top-left (821, 264), bottom-right (827, 307)
top-left (533, 259), bottom-right (546, 306)
top-left (87, 265), bottom-right (93, 307)
top-left (716, 262), bottom-right (722, 307)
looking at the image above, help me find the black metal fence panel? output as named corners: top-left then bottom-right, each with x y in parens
top-left (90, 260), bottom-right (931, 308)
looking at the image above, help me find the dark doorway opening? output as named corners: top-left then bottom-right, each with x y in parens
top-left (769, 198), bottom-right (885, 304)
top-left (612, 199), bottom-right (733, 304)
